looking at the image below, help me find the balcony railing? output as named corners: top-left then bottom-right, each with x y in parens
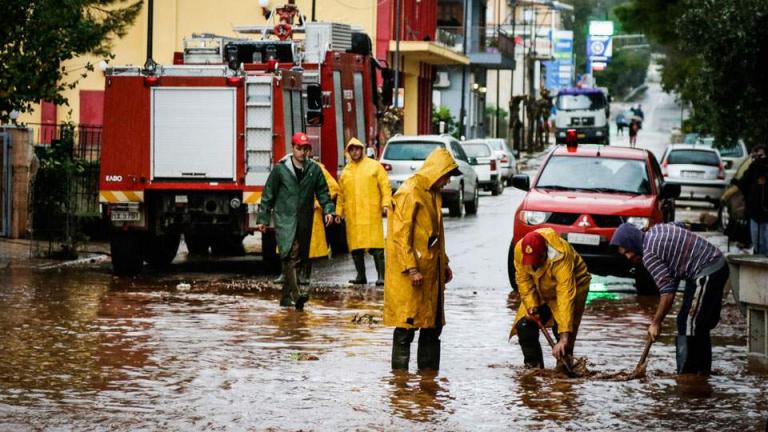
top-left (436, 26), bottom-right (515, 58)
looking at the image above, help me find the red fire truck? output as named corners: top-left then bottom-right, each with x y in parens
top-left (99, 5), bottom-right (392, 275)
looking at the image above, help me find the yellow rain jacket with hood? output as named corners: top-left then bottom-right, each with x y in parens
top-left (510, 228), bottom-right (591, 337)
top-left (309, 162), bottom-right (340, 259)
top-left (337, 138), bottom-right (392, 250)
top-left (384, 148), bottom-right (457, 329)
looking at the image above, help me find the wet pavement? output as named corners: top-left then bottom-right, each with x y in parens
top-left (1, 185), bottom-right (767, 431)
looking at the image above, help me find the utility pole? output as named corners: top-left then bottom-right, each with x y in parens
top-left (458, 0), bottom-right (469, 139)
top-left (495, 0), bottom-right (501, 138)
top-left (393, 0), bottom-right (402, 109)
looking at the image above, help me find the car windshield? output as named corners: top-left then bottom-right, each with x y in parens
top-left (462, 144), bottom-right (492, 157)
top-left (383, 142), bottom-right (444, 161)
top-left (556, 93), bottom-right (606, 111)
top-left (667, 149), bottom-right (720, 166)
top-left (698, 137), bottom-right (744, 158)
top-left (487, 141), bottom-right (505, 151)
top-left (536, 156), bottom-right (651, 195)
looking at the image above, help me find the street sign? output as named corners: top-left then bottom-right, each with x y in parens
top-left (589, 21), bottom-right (614, 36)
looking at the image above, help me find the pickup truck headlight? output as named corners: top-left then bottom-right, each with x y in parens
top-left (625, 217), bottom-right (650, 229)
top-left (520, 210), bottom-right (551, 225)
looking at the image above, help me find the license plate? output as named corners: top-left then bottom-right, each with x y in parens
top-left (681, 170), bottom-right (704, 178)
top-left (567, 232), bottom-right (600, 246)
top-left (578, 134), bottom-right (586, 138)
top-left (111, 211), bottom-right (140, 222)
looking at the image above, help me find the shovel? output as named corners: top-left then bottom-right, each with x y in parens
top-left (627, 337), bottom-right (654, 380)
top-left (530, 315), bottom-right (577, 378)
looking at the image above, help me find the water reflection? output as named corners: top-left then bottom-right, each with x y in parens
top-left (387, 371), bottom-right (451, 423)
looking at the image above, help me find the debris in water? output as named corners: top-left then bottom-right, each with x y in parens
top-left (176, 282), bottom-right (191, 292)
top-left (351, 313), bottom-right (378, 325)
top-left (291, 353), bottom-right (320, 361)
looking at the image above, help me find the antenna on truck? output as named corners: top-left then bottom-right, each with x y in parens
top-left (143, 0), bottom-right (157, 74)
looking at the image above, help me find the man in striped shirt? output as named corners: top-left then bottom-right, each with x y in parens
top-left (610, 222), bottom-right (729, 375)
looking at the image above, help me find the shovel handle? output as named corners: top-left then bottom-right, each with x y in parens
top-left (636, 337), bottom-right (653, 368)
top-left (530, 314), bottom-right (576, 377)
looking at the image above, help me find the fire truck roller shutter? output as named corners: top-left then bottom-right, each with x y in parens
top-left (151, 87), bottom-right (237, 180)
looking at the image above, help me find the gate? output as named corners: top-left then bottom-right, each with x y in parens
top-left (0, 130), bottom-right (9, 237)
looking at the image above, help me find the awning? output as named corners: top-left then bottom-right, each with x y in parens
top-left (388, 41), bottom-right (469, 65)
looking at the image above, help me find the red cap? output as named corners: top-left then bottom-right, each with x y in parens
top-left (521, 231), bottom-right (547, 266)
top-left (292, 132), bottom-right (310, 146)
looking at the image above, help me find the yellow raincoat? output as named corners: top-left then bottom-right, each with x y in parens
top-left (383, 148), bottom-right (457, 329)
top-left (336, 138), bottom-right (392, 251)
top-left (309, 162), bottom-right (340, 259)
top-left (510, 228), bottom-right (591, 337)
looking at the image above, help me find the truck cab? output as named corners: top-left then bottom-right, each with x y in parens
top-left (554, 88), bottom-right (610, 145)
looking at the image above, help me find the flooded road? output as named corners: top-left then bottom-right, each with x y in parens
top-left (1, 185), bottom-right (767, 431)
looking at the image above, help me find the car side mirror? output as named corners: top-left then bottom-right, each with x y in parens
top-left (661, 182), bottom-right (681, 199)
top-left (469, 157), bottom-right (478, 165)
top-left (512, 174), bottom-right (530, 191)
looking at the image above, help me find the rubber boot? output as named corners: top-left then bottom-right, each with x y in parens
top-left (273, 274), bottom-right (285, 284)
top-left (392, 328), bottom-right (414, 370)
top-left (299, 261), bottom-right (312, 286)
top-left (517, 318), bottom-right (544, 368)
top-left (349, 250), bottom-right (367, 284)
top-left (417, 331), bottom-right (441, 372)
top-left (371, 249), bottom-right (385, 286)
top-left (279, 282), bottom-right (293, 307)
top-left (294, 291), bottom-right (309, 311)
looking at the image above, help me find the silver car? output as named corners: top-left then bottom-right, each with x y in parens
top-left (695, 137), bottom-right (748, 183)
top-left (661, 144), bottom-right (726, 204)
top-left (460, 141), bottom-right (504, 196)
top-left (464, 138), bottom-right (518, 185)
top-left (380, 134), bottom-right (480, 217)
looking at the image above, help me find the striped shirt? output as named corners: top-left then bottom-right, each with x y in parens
top-left (642, 223), bottom-right (723, 295)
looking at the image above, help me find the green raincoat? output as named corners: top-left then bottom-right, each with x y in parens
top-left (258, 155), bottom-right (335, 259)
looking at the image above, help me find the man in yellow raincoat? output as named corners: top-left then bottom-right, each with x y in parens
top-left (336, 138), bottom-right (392, 286)
top-left (304, 150), bottom-right (341, 283)
top-left (510, 228), bottom-right (591, 369)
top-left (384, 148), bottom-right (459, 372)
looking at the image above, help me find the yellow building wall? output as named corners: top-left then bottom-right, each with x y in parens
top-left (20, 0), bottom-right (378, 125)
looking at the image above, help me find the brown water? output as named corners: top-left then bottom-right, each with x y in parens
top-left (0, 265), bottom-right (766, 431)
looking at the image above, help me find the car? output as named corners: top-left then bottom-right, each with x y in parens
top-left (508, 144), bottom-right (680, 294)
top-left (380, 134), bottom-right (480, 217)
top-left (694, 137), bottom-right (748, 183)
top-left (660, 144), bottom-right (727, 205)
top-left (464, 138), bottom-right (518, 186)
top-left (460, 140), bottom-right (504, 195)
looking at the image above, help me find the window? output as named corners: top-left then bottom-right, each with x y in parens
top-left (353, 72), bottom-right (366, 143)
top-left (536, 156), bottom-right (652, 195)
top-left (667, 150), bottom-right (720, 167)
top-left (556, 93), bottom-right (606, 111)
top-left (383, 142), bottom-right (444, 161)
top-left (451, 141), bottom-right (469, 162)
top-left (462, 143), bottom-right (492, 157)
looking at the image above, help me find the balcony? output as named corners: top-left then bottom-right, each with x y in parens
top-left (436, 26), bottom-right (516, 69)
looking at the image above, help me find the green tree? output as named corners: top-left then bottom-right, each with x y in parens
top-left (0, 0), bottom-right (142, 121)
top-left (594, 48), bottom-right (650, 98)
top-left (432, 105), bottom-right (459, 138)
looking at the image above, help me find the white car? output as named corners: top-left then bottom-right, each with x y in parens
top-left (464, 138), bottom-right (518, 186)
top-left (660, 144), bottom-right (726, 205)
top-left (695, 137), bottom-right (748, 183)
top-left (380, 134), bottom-right (480, 217)
top-left (460, 141), bottom-right (504, 195)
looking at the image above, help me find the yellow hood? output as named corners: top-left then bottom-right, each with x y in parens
top-left (415, 147), bottom-right (460, 189)
top-left (346, 137), bottom-right (366, 151)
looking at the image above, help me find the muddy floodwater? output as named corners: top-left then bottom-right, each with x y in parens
top-left (0, 264), bottom-right (766, 431)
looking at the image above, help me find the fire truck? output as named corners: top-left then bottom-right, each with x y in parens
top-left (99, 5), bottom-right (392, 275)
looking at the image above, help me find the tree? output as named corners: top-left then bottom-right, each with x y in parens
top-left (594, 48), bottom-right (650, 98)
top-left (432, 105), bottom-right (459, 138)
top-left (0, 0), bottom-right (142, 121)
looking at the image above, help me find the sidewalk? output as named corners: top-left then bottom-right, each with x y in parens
top-left (0, 238), bottom-right (110, 270)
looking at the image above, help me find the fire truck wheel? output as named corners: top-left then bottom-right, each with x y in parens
top-left (184, 234), bottom-right (210, 256)
top-left (144, 233), bottom-right (181, 268)
top-left (211, 236), bottom-right (246, 256)
top-left (261, 231), bottom-right (280, 272)
top-left (507, 241), bottom-right (518, 292)
top-left (111, 232), bottom-right (144, 275)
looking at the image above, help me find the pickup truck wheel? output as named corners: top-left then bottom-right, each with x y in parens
top-left (144, 233), bottom-right (180, 268)
top-left (507, 241), bottom-right (517, 291)
top-left (448, 187), bottom-right (464, 217)
top-left (111, 231), bottom-right (144, 275)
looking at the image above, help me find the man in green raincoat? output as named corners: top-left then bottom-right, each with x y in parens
top-left (257, 132), bottom-right (336, 310)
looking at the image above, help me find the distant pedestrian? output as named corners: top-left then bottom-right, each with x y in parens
top-left (305, 147), bottom-right (341, 284)
top-left (509, 228), bottom-right (591, 370)
top-left (336, 138), bottom-right (392, 286)
top-left (384, 148), bottom-right (459, 372)
top-left (257, 132), bottom-right (336, 310)
top-left (628, 119), bottom-right (640, 147)
top-left (616, 112), bottom-right (626, 136)
top-left (736, 144), bottom-right (768, 255)
top-left (611, 222), bottom-right (729, 375)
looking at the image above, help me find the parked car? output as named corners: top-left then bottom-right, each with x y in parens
top-left (509, 145), bottom-right (680, 294)
top-left (460, 141), bottom-right (504, 195)
top-left (380, 134), bottom-right (480, 217)
top-left (660, 144), bottom-right (726, 205)
top-left (464, 138), bottom-right (518, 186)
top-left (695, 137), bottom-right (748, 183)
